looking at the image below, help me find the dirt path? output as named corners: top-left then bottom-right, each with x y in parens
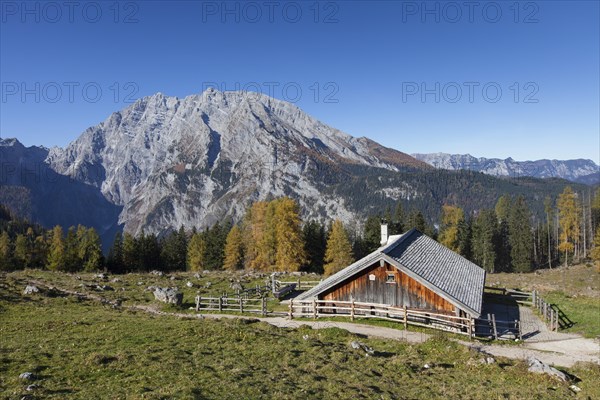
top-left (28, 281), bottom-right (600, 368)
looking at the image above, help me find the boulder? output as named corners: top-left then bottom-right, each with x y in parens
top-left (350, 341), bottom-right (374, 356)
top-left (153, 287), bottom-right (183, 305)
top-left (19, 372), bottom-right (34, 380)
top-left (23, 285), bottom-right (39, 295)
top-left (527, 357), bottom-right (567, 381)
top-left (230, 281), bottom-right (244, 291)
top-left (95, 273), bottom-right (108, 280)
top-left (186, 281), bottom-right (194, 288)
top-left (150, 270), bottom-right (164, 276)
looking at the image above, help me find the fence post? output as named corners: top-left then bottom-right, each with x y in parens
top-left (288, 299), bottom-right (293, 319)
top-left (469, 318), bottom-right (474, 340)
top-left (262, 297), bottom-right (267, 317)
top-left (516, 320), bottom-right (522, 340)
top-left (218, 297), bottom-right (222, 312)
top-left (550, 308), bottom-right (554, 331)
top-left (404, 306), bottom-right (408, 329)
top-left (298, 278), bottom-right (301, 291)
top-left (312, 298), bottom-right (317, 320)
top-left (240, 298), bottom-right (244, 314)
top-left (542, 301), bottom-right (547, 321)
top-left (195, 296), bottom-right (201, 311)
top-left (350, 301), bottom-right (355, 321)
top-left (532, 289), bottom-right (536, 306)
top-left (491, 314), bottom-right (498, 340)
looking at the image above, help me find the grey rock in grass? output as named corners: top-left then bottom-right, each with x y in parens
top-left (186, 281), bottom-right (194, 288)
top-left (96, 273), bottom-right (108, 280)
top-left (23, 285), bottom-right (39, 295)
top-left (204, 282), bottom-right (212, 289)
top-left (153, 287), bottom-right (183, 305)
top-left (26, 384), bottom-right (38, 391)
top-left (350, 341), bottom-right (374, 355)
top-left (150, 270), bottom-right (164, 276)
top-left (527, 357), bottom-right (567, 381)
top-left (230, 281), bottom-right (244, 291)
top-left (19, 372), bottom-right (34, 380)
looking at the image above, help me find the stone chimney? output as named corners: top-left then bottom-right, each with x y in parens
top-left (380, 223), bottom-right (388, 246)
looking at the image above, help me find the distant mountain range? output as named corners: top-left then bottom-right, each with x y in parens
top-left (412, 153), bottom-right (599, 184)
top-left (0, 89), bottom-right (591, 244)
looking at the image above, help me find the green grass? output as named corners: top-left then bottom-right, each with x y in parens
top-left (486, 263), bottom-right (600, 338)
top-left (2, 274), bottom-right (600, 399)
top-left (542, 291), bottom-right (600, 338)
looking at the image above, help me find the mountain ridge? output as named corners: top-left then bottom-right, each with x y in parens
top-left (0, 89), bottom-right (592, 242)
top-left (412, 152), bottom-right (598, 184)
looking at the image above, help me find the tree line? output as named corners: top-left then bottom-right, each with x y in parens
top-left (2, 186), bottom-right (599, 274)
top-left (0, 206), bottom-right (103, 272)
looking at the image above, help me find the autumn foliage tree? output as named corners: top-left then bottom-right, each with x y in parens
top-left (558, 186), bottom-right (580, 267)
top-left (223, 225), bottom-right (244, 271)
top-left (324, 220), bottom-right (354, 276)
top-left (438, 205), bottom-right (464, 253)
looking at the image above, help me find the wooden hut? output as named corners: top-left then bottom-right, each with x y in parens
top-left (297, 227), bottom-right (485, 318)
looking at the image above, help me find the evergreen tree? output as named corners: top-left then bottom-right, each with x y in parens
top-left (14, 234), bottom-right (30, 269)
top-left (495, 195), bottom-right (511, 223)
top-left (160, 226), bottom-right (188, 271)
top-left (303, 220), bottom-right (326, 273)
top-left (0, 231), bottom-right (12, 270)
top-left (274, 198), bottom-right (307, 272)
top-left (495, 196), bottom-right (512, 272)
top-left (471, 209), bottom-right (498, 273)
top-left (106, 231), bottom-right (124, 273)
top-left (139, 232), bottom-right (161, 271)
top-left (406, 209), bottom-right (427, 233)
top-left (390, 202), bottom-right (405, 234)
top-left (324, 220), bottom-right (354, 276)
top-left (122, 232), bottom-right (138, 271)
top-left (187, 232), bottom-right (206, 271)
top-left (203, 222), bottom-right (230, 270)
top-left (438, 205), bottom-right (464, 253)
top-left (508, 196), bottom-right (533, 272)
top-left (223, 225), bottom-right (244, 271)
top-left (47, 226), bottom-right (65, 271)
top-left (558, 186), bottom-right (580, 267)
top-left (30, 235), bottom-right (48, 269)
top-left (363, 215), bottom-right (382, 252)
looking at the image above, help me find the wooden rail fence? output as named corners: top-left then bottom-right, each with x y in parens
top-left (287, 299), bottom-right (474, 337)
top-left (531, 290), bottom-right (569, 332)
top-left (195, 296), bottom-right (268, 316)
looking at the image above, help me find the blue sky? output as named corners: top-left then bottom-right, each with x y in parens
top-left (1, 0), bottom-right (598, 162)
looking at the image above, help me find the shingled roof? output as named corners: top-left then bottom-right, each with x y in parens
top-left (297, 229), bottom-right (485, 316)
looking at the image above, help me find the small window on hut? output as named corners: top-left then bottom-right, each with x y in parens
top-left (386, 273), bottom-right (396, 283)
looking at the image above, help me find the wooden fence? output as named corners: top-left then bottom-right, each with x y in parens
top-left (287, 299), bottom-right (473, 337)
top-left (275, 278), bottom-right (322, 291)
top-left (474, 314), bottom-right (522, 340)
top-left (195, 296), bottom-right (268, 316)
top-left (531, 290), bottom-right (570, 332)
top-left (486, 286), bottom-right (567, 332)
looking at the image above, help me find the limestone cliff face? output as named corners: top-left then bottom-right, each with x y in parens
top-left (43, 89), bottom-right (426, 236)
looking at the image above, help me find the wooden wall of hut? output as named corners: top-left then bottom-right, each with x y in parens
top-left (321, 261), bottom-right (456, 314)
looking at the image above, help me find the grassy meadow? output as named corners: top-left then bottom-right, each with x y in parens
top-left (1, 270), bottom-right (600, 399)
